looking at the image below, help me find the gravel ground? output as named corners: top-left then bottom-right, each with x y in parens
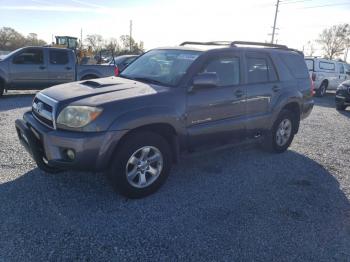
top-left (0, 91), bottom-right (350, 261)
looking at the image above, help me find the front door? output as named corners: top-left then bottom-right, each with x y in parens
top-left (186, 52), bottom-right (246, 149)
top-left (9, 48), bottom-right (48, 89)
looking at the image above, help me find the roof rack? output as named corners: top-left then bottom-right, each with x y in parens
top-left (180, 41), bottom-right (233, 47)
top-left (180, 41), bottom-right (288, 49)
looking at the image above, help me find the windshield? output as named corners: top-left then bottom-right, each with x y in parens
top-left (120, 49), bottom-right (201, 86)
top-left (0, 49), bottom-right (21, 60)
top-left (305, 59), bottom-right (314, 71)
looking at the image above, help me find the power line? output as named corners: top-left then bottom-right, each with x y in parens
top-left (300, 2), bottom-right (350, 9)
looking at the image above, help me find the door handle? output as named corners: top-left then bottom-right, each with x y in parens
top-left (65, 66), bottom-right (72, 70)
top-left (235, 89), bottom-right (244, 98)
top-left (39, 66), bottom-right (46, 70)
top-left (272, 86), bottom-right (281, 92)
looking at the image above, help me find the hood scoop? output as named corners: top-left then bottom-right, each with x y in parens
top-left (80, 80), bottom-right (121, 88)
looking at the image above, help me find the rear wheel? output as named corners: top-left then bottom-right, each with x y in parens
top-left (108, 131), bottom-right (172, 198)
top-left (316, 82), bottom-right (327, 97)
top-left (263, 109), bottom-right (296, 153)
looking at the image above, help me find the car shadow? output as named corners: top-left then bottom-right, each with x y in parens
top-left (0, 147), bottom-right (349, 261)
top-left (0, 92), bottom-right (35, 111)
top-left (313, 92), bottom-right (336, 109)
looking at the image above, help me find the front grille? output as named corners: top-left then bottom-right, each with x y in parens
top-left (32, 95), bottom-right (56, 129)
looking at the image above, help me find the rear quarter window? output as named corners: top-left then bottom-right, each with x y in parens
top-left (280, 53), bottom-right (309, 79)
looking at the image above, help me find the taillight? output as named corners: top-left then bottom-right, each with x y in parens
top-left (311, 72), bottom-right (316, 81)
top-left (114, 66), bottom-right (119, 76)
top-left (310, 76), bottom-right (315, 96)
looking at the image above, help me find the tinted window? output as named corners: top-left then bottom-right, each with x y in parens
top-left (319, 61), bottom-right (335, 71)
top-left (338, 63), bottom-right (345, 74)
top-left (246, 57), bottom-right (270, 83)
top-left (49, 50), bottom-right (69, 65)
top-left (13, 49), bottom-right (43, 64)
top-left (201, 56), bottom-right (240, 86)
top-left (280, 53), bottom-right (309, 79)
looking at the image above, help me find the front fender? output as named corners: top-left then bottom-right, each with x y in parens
top-left (108, 106), bottom-right (185, 135)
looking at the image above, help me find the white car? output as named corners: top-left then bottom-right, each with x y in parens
top-left (304, 57), bottom-right (349, 97)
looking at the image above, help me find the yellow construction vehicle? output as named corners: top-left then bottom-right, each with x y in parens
top-left (54, 36), bottom-right (78, 49)
top-left (53, 36), bottom-right (94, 64)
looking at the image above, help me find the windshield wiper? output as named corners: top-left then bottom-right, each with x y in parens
top-left (132, 77), bottom-right (165, 85)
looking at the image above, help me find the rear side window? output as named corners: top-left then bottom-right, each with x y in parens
top-left (280, 53), bottom-right (309, 79)
top-left (13, 49), bottom-right (43, 64)
top-left (49, 50), bottom-right (69, 65)
top-left (201, 56), bottom-right (240, 86)
top-left (246, 54), bottom-right (277, 84)
top-left (319, 61), bottom-right (335, 71)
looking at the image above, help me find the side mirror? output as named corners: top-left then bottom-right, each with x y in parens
top-left (346, 71), bottom-right (350, 76)
top-left (192, 72), bottom-right (218, 89)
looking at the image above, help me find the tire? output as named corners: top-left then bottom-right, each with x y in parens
top-left (336, 103), bottom-right (346, 111)
top-left (263, 109), bottom-right (297, 153)
top-left (108, 131), bottom-right (172, 198)
top-left (315, 82), bottom-right (327, 97)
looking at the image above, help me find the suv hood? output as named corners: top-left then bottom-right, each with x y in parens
top-left (41, 77), bottom-right (168, 104)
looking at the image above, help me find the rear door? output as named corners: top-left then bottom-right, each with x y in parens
top-left (244, 52), bottom-right (279, 137)
top-left (9, 47), bottom-right (48, 89)
top-left (186, 51), bottom-right (246, 148)
top-left (47, 49), bottom-right (75, 86)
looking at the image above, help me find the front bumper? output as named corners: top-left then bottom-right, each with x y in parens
top-left (335, 90), bottom-right (350, 106)
top-left (15, 111), bottom-right (127, 172)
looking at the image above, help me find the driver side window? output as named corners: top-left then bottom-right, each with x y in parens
top-left (201, 56), bottom-right (240, 87)
top-left (13, 49), bottom-right (44, 65)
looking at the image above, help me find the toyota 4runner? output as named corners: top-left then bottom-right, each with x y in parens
top-left (15, 41), bottom-right (314, 198)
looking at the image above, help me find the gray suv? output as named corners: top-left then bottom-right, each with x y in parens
top-left (15, 41), bottom-right (314, 198)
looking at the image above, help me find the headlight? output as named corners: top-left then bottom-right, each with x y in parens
top-left (57, 106), bottom-right (103, 128)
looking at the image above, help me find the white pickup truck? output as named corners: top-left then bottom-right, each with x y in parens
top-left (0, 46), bottom-right (118, 96)
top-left (304, 57), bottom-right (349, 97)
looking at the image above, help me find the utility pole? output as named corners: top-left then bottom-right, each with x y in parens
top-left (271, 0), bottom-right (280, 44)
top-left (129, 20), bottom-right (133, 52)
top-left (80, 28), bottom-right (83, 48)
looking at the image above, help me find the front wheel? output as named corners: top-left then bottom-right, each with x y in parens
top-left (108, 131), bottom-right (172, 198)
top-left (336, 103), bottom-right (346, 111)
top-left (263, 110), bottom-right (296, 153)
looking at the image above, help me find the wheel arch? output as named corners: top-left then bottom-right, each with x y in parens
top-left (280, 102), bottom-right (301, 134)
top-left (109, 122), bottom-right (180, 167)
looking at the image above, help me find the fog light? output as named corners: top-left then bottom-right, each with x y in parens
top-left (65, 149), bottom-right (75, 161)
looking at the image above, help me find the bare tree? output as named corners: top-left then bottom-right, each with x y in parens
top-left (317, 24), bottom-right (350, 60)
top-left (104, 38), bottom-right (121, 54)
top-left (304, 41), bottom-right (316, 57)
top-left (85, 34), bottom-right (103, 52)
top-left (119, 35), bottom-right (144, 54)
top-left (25, 33), bottom-right (46, 46)
top-left (0, 27), bottom-right (25, 51)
